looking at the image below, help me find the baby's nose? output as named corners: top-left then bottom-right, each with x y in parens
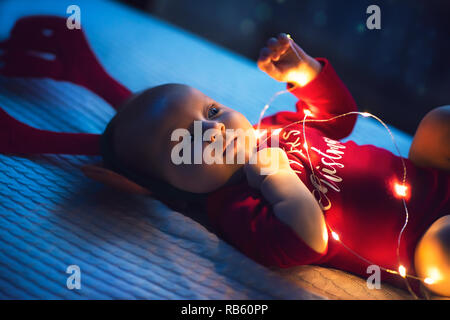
top-left (203, 121), bottom-right (225, 132)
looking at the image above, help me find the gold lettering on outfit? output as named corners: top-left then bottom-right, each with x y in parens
top-left (282, 130), bottom-right (306, 174)
top-left (309, 137), bottom-right (346, 211)
top-left (281, 131), bottom-right (346, 211)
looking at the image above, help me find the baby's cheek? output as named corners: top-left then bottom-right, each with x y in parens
top-left (199, 162), bottom-right (237, 191)
top-left (171, 159), bottom-right (240, 193)
top-left (168, 164), bottom-right (200, 191)
top-left (173, 163), bottom-right (220, 193)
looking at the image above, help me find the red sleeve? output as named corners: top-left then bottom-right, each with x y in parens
top-left (206, 181), bottom-right (327, 268)
top-left (260, 58), bottom-right (358, 140)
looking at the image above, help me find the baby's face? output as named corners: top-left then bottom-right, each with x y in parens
top-left (115, 84), bottom-right (255, 193)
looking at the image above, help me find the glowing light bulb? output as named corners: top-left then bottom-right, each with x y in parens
top-left (361, 112), bottom-right (371, 117)
top-left (303, 109), bottom-right (313, 117)
top-left (286, 34), bottom-right (292, 39)
top-left (394, 183), bottom-right (408, 198)
top-left (331, 231), bottom-right (340, 241)
top-left (424, 277), bottom-right (435, 285)
top-left (303, 142), bottom-right (308, 149)
top-left (399, 265), bottom-right (406, 278)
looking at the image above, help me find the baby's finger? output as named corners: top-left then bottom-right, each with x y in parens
top-left (277, 33), bottom-right (290, 43)
top-left (266, 37), bottom-right (279, 50)
top-left (257, 49), bottom-right (276, 73)
top-left (267, 37), bottom-right (286, 57)
top-left (258, 47), bottom-right (271, 61)
top-left (257, 53), bottom-right (271, 71)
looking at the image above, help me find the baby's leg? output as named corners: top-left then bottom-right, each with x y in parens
top-left (408, 106), bottom-right (450, 171)
top-left (414, 215), bottom-right (450, 297)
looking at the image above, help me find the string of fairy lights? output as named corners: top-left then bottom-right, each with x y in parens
top-left (253, 35), bottom-right (439, 299)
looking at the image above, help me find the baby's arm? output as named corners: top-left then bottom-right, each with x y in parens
top-left (257, 33), bottom-right (321, 87)
top-left (257, 34), bottom-right (358, 139)
top-left (245, 148), bottom-right (328, 254)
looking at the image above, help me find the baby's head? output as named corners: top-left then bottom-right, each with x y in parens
top-left (101, 83), bottom-right (255, 204)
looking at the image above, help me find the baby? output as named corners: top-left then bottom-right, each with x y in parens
top-left (98, 33), bottom-right (450, 297)
top-left (1, 17), bottom-right (449, 297)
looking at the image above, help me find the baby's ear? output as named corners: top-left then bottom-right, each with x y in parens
top-left (81, 164), bottom-right (152, 196)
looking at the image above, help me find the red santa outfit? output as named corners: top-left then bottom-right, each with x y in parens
top-left (206, 58), bottom-right (450, 292)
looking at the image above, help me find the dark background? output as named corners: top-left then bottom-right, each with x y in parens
top-left (118, 0), bottom-right (450, 135)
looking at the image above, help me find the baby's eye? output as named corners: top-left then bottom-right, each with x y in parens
top-left (207, 105), bottom-right (219, 119)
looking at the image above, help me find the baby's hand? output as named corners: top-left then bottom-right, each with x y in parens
top-left (244, 147), bottom-right (292, 189)
top-left (257, 33), bottom-right (322, 87)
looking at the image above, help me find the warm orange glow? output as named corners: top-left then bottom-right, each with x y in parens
top-left (394, 183), bottom-right (408, 197)
top-left (429, 268), bottom-right (441, 281)
top-left (399, 265), bottom-right (406, 278)
top-left (331, 231), bottom-right (340, 241)
top-left (424, 267), bottom-right (442, 285)
top-left (303, 109), bottom-right (313, 117)
top-left (323, 227), bottom-right (329, 243)
top-left (287, 70), bottom-right (309, 87)
top-left (390, 179), bottom-right (411, 200)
